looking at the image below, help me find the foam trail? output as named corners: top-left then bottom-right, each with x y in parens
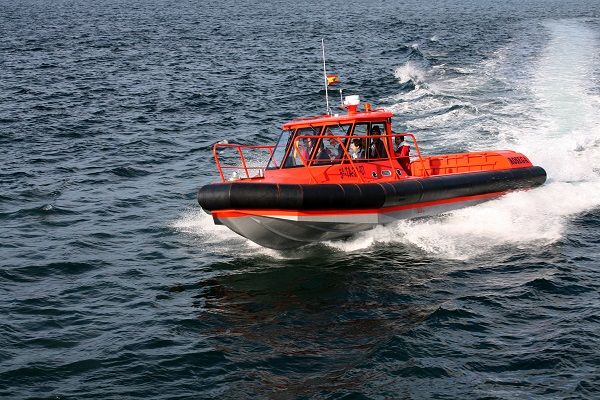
top-left (394, 61), bottom-right (426, 87)
top-left (514, 20), bottom-right (600, 183)
top-left (533, 21), bottom-right (600, 137)
top-left (330, 19), bottom-right (600, 259)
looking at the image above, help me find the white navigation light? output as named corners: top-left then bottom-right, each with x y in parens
top-left (343, 95), bottom-right (360, 106)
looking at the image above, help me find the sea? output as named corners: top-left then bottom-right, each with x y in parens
top-left (1, 0), bottom-right (600, 398)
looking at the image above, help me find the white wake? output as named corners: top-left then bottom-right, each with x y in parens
top-left (328, 19), bottom-right (600, 259)
top-left (176, 20), bottom-right (600, 260)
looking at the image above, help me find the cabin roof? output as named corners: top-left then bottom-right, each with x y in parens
top-left (281, 109), bottom-right (393, 130)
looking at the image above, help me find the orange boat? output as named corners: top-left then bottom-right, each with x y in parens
top-left (198, 95), bottom-right (546, 249)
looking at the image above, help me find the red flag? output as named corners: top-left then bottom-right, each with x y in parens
top-left (326, 74), bottom-right (339, 85)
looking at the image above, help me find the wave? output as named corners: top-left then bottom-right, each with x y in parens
top-left (110, 166), bottom-right (151, 178)
top-left (381, 43), bottom-right (425, 60)
top-left (340, 19), bottom-right (600, 259)
top-left (0, 204), bottom-right (78, 220)
top-left (394, 61), bottom-right (427, 89)
top-left (177, 20), bottom-right (600, 260)
top-left (170, 208), bottom-right (287, 260)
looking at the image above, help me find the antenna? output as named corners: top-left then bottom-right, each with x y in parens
top-left (321, 38), bottom-right (330, 115)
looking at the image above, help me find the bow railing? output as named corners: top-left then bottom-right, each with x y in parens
top-left (213, 143), bottom-right (275, 182)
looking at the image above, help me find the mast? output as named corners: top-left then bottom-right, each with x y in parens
top-left (321, 38), bottom-right (330, 115)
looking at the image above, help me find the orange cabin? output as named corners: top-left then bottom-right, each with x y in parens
top-left (212, 103), bottom-right (533, 185)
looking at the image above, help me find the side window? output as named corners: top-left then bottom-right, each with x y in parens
top-left (266, 129), bottom-right (292, 169)
top-left (283, 127), bottom-right (320, 168)
top-left (313, 124), bottom-right (351, 165)
top-left (352, 123), bottom-right (369, 138)
top-left (348, 123), bottom-right (369, 162)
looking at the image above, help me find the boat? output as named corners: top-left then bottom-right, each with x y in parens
top-left (197, 94), bottom-right (546, 249)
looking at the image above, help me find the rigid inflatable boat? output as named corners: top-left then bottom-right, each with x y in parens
top-left (198, 96), bottom-right (546, 249)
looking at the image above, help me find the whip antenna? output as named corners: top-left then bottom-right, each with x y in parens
top-left (321, 38), bottom-right (331, 115)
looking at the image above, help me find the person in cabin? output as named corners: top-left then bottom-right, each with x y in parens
top-left (290, 137), bottom-right (311, 166)
top-left (369, 126), bottom-right (387, 159)
top-left (315, 139), bottom-right (333, 163)
top-left (315, 137), bottom-right (344, 163)
top-left (328, 137), bottom-right (344, 161)
top-left (349, 138), bottom-right (365, 160)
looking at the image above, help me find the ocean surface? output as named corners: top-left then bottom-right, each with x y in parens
top-left (1, 0), bottom-right (600, 398)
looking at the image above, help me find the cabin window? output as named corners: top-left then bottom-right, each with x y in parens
top-left (312, 124), bottom-right (351, 165)
top-left (347, 123), bottom-right (369, 162)
top-left (353, 123), bottom-right (370, 137)
top-left (283, 127), bottom-right (320, 168)
top-left (350, 122), bottom-right (388, 161)
top-left (266, 129), bottom-right (292, 169)
top-left (367, 122), bottom-right (388, 160)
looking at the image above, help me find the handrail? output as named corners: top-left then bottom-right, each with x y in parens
top-left (213, 143), bottom-right (275, 182)
top-left (292, 135), bottom-right (366, 183)
top-left (410, 153), bottom-right (500, 176)
top-left (391, 131), bottom-right (426, 176)
top-left (211, 133), bottom-right (425, 183)
top-left (211, 134), bottom-right (505, 183)
top-left (293, 133), bottom-right (422, 182)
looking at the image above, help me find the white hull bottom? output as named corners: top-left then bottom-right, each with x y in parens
top-left (213, 197), bottom-right (495, 250)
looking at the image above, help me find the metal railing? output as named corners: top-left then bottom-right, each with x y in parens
top-left (410, 152), bottom-right (502, 176)
top-left (213, 143), bottom-right (275, 182)
top-left (291, 132), bottom-right (425, 182)
top-left (211, 134), bottom-right (505, 183)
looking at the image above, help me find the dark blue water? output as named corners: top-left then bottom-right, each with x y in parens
top-left (2, 0), bottom-right (600, 398)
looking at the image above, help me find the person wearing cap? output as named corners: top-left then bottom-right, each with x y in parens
top-left (369, 126), bottom-right (387, 159)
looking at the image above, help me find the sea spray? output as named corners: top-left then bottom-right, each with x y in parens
top-left (329, 20), bottom-right (600, 258)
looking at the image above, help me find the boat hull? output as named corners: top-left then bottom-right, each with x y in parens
top-left (199, 166), bottom-right (546, 249)
top-left (212, 193), bottom-right (500, 249)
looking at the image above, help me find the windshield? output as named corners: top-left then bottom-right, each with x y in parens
top-left (283, 127), bottom-right (320, 168)
top-left (313, 124), bottom-right (352, 165)
top-left (266, 129), bottom-right (292, 170)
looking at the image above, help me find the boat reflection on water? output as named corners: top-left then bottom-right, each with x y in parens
top-left (190, 251), bottom-right (446, 397)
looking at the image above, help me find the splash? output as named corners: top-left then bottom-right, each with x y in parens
top-left (171, 208), bottom-right (299, 260)
top-left (178, 21), bottom-right (600, 260)
top-left (332, 19), bottom-right (600, 259)
top-left (171, 208), bottom-right (258, 253)
top-left (171, 208), bottom-right (244, 246)
top-left (394, 61), bottom-right (427, 87)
